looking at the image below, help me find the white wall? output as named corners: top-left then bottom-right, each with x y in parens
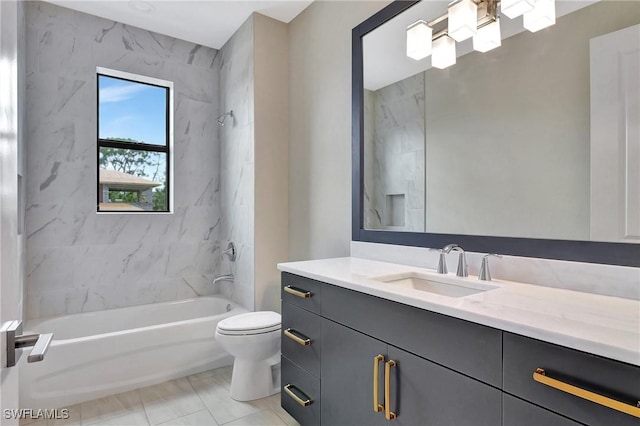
top-left (288, 0), bottom-right (391, 260)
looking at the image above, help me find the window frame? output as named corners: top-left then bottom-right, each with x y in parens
top-left (96, 67), bottom-right (174, 214)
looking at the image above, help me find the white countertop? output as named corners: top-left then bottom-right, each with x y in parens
top-left (278, 257), bottom-right (640, 366)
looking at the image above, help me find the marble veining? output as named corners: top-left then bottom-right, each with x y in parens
top-left (214, 15), bottom-right (255, 311)
top-left (278, 256), bottom-right (640, 366)
top-left (24, 1), bottom-right (222, 319)
top-left (351, 241), bottom-right (640, 300)
top-left (364, 72), bottom-right (425, 231)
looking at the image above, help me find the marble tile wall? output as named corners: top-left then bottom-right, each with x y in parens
top-left (18, 0), bottom-right (27, 321)
top-left (214, 16), bottom-right (255, 310)
top-left (351, 241), bottom-right (640, 300)
top-left (365, 73), bottom-right (425, 232)
top-left (24, 2), bottom-right (222, 319)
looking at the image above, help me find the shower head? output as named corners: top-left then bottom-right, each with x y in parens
top-left (217, 110), bottom-right (234, 127)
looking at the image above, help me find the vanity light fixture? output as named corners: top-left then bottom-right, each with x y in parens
top-left (523, 0), bottom-right (556, 32)
top-left (473, 18), bottom-right (501, 52)
top-left (500, 0), bottom-right (535, 19)
top-left (448, 0), bottom-right (478, 42)
top-left (406, 20), bottom-right (433, 60)
top-left (404, 0), bottom-right (556, 69)
top-left (431, 35), bottom-right (457, 69)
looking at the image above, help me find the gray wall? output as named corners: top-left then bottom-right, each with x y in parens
top-left (215, 15), bottom-right (255, 311)
top-left (25, 2), bottom-right (221, 319)
top-left (288, 0), bottom-right (390, 260)
top-left (254, 14), bottom-right (289, 313)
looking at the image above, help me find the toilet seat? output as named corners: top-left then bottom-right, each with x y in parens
top-left (217, 311), bottom-right (281, 336)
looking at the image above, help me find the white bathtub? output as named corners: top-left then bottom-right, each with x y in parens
top-left (20, 296), bottom-right (247, 409)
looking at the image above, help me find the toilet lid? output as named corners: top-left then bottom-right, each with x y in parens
top-left (217, 311), bottom-right (281, 335)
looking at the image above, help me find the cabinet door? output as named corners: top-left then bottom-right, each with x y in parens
top-left (387, 346), bottom-right (502, 426)
top-left (321, 318), bottom-right (388, 426)
top-left (503, 394), bottom-right (582, 426)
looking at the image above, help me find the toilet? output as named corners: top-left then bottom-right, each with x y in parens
top-left (215, 311), bottom-right (282, 401)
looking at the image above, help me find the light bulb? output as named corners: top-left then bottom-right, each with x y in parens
top-left (432, 36), bottom-right (456, 69)
top-left (501, 0), bottom-right (535, 19)
top-left (523, 0), bottom-right (556, 32)
top-left (473, 18), bottom-right (502, 52)
top-left (406, 20), bottom-right (432, 60)
top-left (448, 0), bottom-right (478, 42)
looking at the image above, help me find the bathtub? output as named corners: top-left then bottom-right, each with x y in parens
top-left (20, 296), bottom-right (247, 409)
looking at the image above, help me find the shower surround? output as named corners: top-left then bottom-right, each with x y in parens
top-left (24, 1), bottom-right (222, 319)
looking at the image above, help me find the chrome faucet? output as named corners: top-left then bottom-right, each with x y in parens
top-left (479, 254), bottom-right (502, 281)
top-left (213, 274), bottom-right (234, 285)
top-left (451, 246), bottom-right (468, 278)
top-left (430, 244), bottom-right (459, 274)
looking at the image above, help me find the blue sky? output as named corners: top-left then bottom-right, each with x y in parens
top-left (98, 75), bottom-right (167, 146)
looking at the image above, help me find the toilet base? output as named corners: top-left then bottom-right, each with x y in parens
top-left (230, 357), bottom-right (280, 401)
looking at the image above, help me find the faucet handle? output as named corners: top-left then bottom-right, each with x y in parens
top-left (479, 254), bottom-right (502, 281)
top-left (456, 250), bottom-right (468, 278)
top-left (429, 248), bottom-right (448, 274)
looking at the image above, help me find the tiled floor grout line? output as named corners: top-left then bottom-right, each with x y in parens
top-left (137, 389), bottom-right (152, 426)
top-left (186, 371), bottom-right (222, 425)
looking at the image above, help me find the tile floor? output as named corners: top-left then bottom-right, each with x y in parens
top-left (20, 366), bottom-right (298, 426)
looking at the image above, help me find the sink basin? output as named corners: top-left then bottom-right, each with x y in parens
top-left (371, 272), bottom-right (497, 298)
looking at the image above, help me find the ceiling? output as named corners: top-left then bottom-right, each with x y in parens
top-left (43, 0), bottom-right (314, 49)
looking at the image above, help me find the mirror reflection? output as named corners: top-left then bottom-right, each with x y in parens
top-left (362, 0), bottom-right (640, 243)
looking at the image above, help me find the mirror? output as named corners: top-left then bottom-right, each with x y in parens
top-left (360, 1), bottom-right (640, 245)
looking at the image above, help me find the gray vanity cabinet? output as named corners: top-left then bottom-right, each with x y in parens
top-left (387, 345), bottom-right (502, 426)
top-left (320, 317), bottom-right (502, 426)
top-left (280, 272), bottom-right (640, 426)
top-left (281, 272), bottom-right (502, 425)
top-left (320, 318), bottom-right (387, 426)
top-left (502, 394), bottom-right (582, 426)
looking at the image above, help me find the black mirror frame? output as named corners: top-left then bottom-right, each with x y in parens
top-left (351, 0), bottom-right (640, 267)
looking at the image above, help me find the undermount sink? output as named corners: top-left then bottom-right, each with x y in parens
top-left (371, 272), bottom-right (497, 298)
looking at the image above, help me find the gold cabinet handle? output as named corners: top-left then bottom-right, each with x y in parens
top-left (284, 285), bottom-right (311, 298)
top-left (533, 368), bottom-right (640, 418)
top-left (284, 384), bottom-right (312, 407)
top-left (373, 354), bottom-right (384, 413)
top-left (284, 328), bottom-right (311, 346)
top-left (385, 360), bottom-right (397, 420)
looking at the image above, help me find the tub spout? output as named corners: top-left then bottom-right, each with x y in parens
top-left (213, 274), bottom-right (234, 285)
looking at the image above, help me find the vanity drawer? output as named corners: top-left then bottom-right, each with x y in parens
top-left (281, 355), bottom-right (320, 426)
top-left (503, 332), bottom-right (640, 426)
top-left (281, 272), bottom-right (322, 314)
top-left (282, 301), bottom-right (321, 378)
top-left (322, 282), bottom-right (502, 387)
top-left (503, 394), bottom-right (582, 426)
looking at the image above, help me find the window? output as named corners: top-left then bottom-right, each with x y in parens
top-left (97, 67), bottom-right (173, 212)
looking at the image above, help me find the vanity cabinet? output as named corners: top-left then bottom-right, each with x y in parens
top-left (502, 394), bottom-right (582, 426)
top-left (503, 333), bottom-right (640, 426)
top-left (280, 272), bottom-right (640, 426)
top-left (281, 272), bottom-right (501, 425)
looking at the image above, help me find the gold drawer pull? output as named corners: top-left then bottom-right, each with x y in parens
top-left (385, 360), bottom-right (397, 420)
top-left (284, 285), bottom-right (311, 298)
top-left (373, 354), bottom-right (384, 413)
top-left (284, 328), bottom-right (311, 346)
top-left (284, 383), bottom-right (312, 407)
top-left (533, 368), bottom-right (640, 418)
